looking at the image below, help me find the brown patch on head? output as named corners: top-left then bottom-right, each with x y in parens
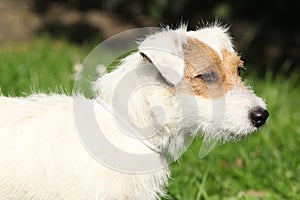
top-left (177, 37), bottom-right (245, 98)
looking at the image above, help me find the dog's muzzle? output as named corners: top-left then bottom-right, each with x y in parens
top-left (249, 107), bottom-right (269, 128)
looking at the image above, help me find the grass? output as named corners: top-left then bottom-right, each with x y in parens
top-left (0, 36), bottom-right (86, 96)
top-left (1, 37), bottom-right (299, 200)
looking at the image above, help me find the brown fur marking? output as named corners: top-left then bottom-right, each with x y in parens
top-left (177, 37), bottom-right (245, 98)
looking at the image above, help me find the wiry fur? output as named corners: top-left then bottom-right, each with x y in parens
top-left (0, 24), bottom-right (267, 200)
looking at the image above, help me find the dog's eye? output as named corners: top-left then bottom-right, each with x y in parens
top-left (194, 71), bottom-right (219, 83)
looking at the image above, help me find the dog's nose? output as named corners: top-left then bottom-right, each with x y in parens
top-left (249, 107), bottom-right (269, 128)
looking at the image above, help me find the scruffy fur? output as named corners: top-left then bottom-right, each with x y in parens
top-left (0, 25), bottom-right (267, 200)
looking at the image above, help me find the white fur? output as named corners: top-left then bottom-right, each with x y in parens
top-left (0, 25), bottom-right (267, 200)
top-left (139, 28), bottom-right (187, 85)
top-left (187, 26), bottom-right (235, 57)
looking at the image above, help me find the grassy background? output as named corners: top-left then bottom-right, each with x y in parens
top-left (0, 36), bottom-right (85, 96)
top-left (0, 37), bottom-right (299, 200)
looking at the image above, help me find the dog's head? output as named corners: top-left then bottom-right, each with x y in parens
top-left (138, 25), bottom-right (269, 143)
top-left (93, 25), bottom-right (269, 159)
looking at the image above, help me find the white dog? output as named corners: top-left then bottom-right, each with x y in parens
top-left (0, 24), bottom-right (269, 199)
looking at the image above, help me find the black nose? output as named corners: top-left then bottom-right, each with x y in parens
top-left (249, 107), bottom-right (269, 128)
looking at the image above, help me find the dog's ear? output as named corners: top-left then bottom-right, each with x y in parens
top-left (138, 31), bottom-right (186, 85)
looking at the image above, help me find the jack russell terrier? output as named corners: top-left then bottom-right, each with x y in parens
top-left (0, 24), bottom-right (269, 199)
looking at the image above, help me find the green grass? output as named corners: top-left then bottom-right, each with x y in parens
top-left (1, 37), bottom-right (299, 199)
top-left (0, 36), bottom-right (86, 96)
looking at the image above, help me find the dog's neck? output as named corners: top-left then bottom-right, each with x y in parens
top-left (93, 53), bottom-right (199, 160)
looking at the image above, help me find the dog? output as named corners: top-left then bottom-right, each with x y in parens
top-left (0, 24), bottom-right (269, 199)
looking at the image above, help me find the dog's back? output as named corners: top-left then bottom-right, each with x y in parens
top-left (0, 94), bottom-right (169, 200)
top-left (0, 95), bottom-right (78, 199)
